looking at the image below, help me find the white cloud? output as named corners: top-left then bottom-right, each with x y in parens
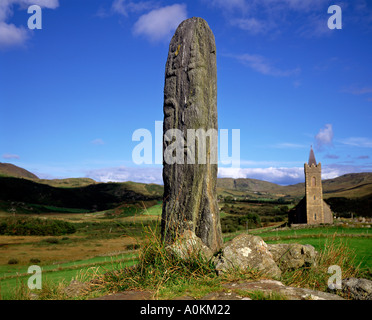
top-left (297, 14), bottom-right (333, 38)
top-left (315, 124), bottom-right (334, 151)
top-left (272, 143), bottom-right (307, 149)
top-left (218, 163), bottom-right (372, 185)
top-left (2, 153), bottom-right (20, 159)
top-left (86, 166), bottom-right (163, 184)
top-left (210, 0), bottom-right (329, 13)
top-left (111, 0), bottom-right (155, 17)
top-left (321, 163), bottom-right (372, 180)
top-left (209, 0), bottom-right (247, 11)
top-left (91, 138), bottom-right (105, 145)
top-left (233, 17), bottom-right (273, 35)
top-left (324, 154), bottom-right (339, 159)
top-left (340, 137), bottom-right (372, 148)
top-left (0, 21), bottom-right (28, 47)
top-left (133, 4), bottom-right (187, 42)
top-left (86, 165), bottom-right (308, 185)
top-left (274, 0), bottom-right (329, 12)
top-left (218, 167), bottom-right (304, 185)
top-left (25, 162), bottom-right (372, 186)
top-left (210, 0), bottom-right (333, 37)
top-left (0, 0), bottom-right (59, 48)
top-left (343, 86), bottom-right (372, 95)
top-left (234, 53), bottom-right (300, 77)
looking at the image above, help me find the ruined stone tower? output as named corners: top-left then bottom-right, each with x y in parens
top-left (289, 146), bottom-right (333, 225)
top-left (304, 146), bottom-right (324, 224)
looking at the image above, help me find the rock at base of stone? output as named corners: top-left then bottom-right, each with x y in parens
top-left (342, 278), bottom-right (372, 300)
top-left (166, 230), bottom-right (214, 261)
top-left (222, 280), bottom-right (345, 300)
top-left (267, 243), bottom-right (318, 271)
top-left (214, 234), bottom-right (281, 279)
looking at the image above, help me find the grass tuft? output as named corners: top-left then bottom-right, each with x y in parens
top-left (89, 225), bottom-right (265, 299)
top-left (280, 235), bottom-right (362, 296)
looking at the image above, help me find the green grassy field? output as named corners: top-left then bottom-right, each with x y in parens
top-left (142, 203), bottom-right (162, 216)
top-left (0, 252), bottom-right (139, 299)
top-left (1, 200), bottom-right (371, 300)
top-left (266, 237), bottom-right (371, 269)
top-left (257, 226), bottom-right (371, 237)
top-left (223, 225), bottom-right (372, 271)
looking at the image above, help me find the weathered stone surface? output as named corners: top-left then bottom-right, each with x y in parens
top-left (222, 280), bottom-right (345, 300)
top-left (201, 291), bottom-right (252, 300)
top-left (91, 280), bottom-right (344, 300)
top-left (91, 290), bottom-right (153, 300)
top-left (267, 243), bottom-right (318, 271)
top-left (161, 17), bottom-right (222, 252)
top-left (214, 234), bottom-right (281, 278)
top-left (165, 230), bottom-right (213, 261)
top-left (342, 278), bottom-right (372, 300)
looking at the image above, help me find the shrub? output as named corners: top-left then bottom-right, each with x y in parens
top-left (44, 238), bottom-right (59, 244)
top-left (0, 217), bottom-right (76, 236)
top-left (30, 258), bottom-right (41, 264)
top-left (8, 258), bottom-right (19, 265)
top-left (221, 213), bottom-right (261, 233)
top-left (125, 244), bottom-right (140, 250)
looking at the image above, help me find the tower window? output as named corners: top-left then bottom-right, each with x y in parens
top-left (314, 195), bottom-right (316, 200)
top-left (314, 213), bottom-right (317, 220)
top-left (312, 177), bottom-right (316, 187)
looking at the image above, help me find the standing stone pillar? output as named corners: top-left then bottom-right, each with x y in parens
top-left (161, 17), bottom-right (223, 252)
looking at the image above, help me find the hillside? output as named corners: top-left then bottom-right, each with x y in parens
top-left (217, 178), bottom-right (283, 193)
top-left (217, 172), bottom-right (372, 200)
top-left (37, 178), bottom-right (97, 188)
top-left (0, 163), bottom-right (38, 180)
top-left (0, 162), bottom-right (371, 215)
top-left (0, 177), bottom-right (162, 212)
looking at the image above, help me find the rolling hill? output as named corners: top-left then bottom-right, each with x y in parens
top-left (0, 163), bottom-right (39, 180)
top-left (217, 173), bottom-right (372, 200)
top-left (0, 163), bottom-right (99, 188)
top-left (0, 176), bottom-right (162, 212)
top-left (37, 178), bottom-right (97, 188)
top-left (0, 163), bottom-right (371, 215)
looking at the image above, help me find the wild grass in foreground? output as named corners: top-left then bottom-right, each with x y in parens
top-left (91, 229), bottom-right (366, 300)
top-left (89, 226), bottom-right (265, 300)
top-left (280, 235), bottom-right (364, 297)
top-left (4, 229), bottom-right (366, 300)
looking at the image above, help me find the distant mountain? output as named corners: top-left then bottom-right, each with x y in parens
top-left (37, 178), bottom-right (96, 188)
top-left (217, 178), bottom-right (282, 193)
top-left (0, 163), bottom-right (97, 188)
top-left (0, 163), bottom-right (39, 180)
top-left (217, 172), bottom-right (372, 199)
top-left (0, 162), bottom-right (371, 215)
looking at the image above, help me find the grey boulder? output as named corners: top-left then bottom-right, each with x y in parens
top-left (214, 234), bottom-right (281, 278)
top-left (342, 278), bottom-right (372, 300)
top-left (267, 243), bottom-right (318, 271)
top-left (166, 230), bottom-right (214, 261)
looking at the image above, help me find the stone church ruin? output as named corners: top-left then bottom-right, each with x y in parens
top-left (289, 146), bottom-right (333, 225)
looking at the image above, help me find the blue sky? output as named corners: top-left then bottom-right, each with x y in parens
top-left (0, 0), bottom-right (372, 185)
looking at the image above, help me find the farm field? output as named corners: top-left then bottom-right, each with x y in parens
top-left (0, 200), bottom-right (371, 300)
top-left (0, 203), bottom-right (159, 299)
